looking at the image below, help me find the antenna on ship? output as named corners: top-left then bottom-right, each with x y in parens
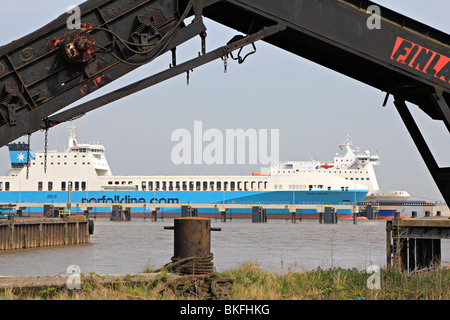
top-left (68, 125), bottom-right (76, 140)
top-left (344, 132), bottom-right (352, 146)
top-left (67, 125), bottom-right (78, 150)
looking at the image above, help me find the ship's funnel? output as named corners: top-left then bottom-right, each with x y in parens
top-left (8, 142), bottom-right (35, 168)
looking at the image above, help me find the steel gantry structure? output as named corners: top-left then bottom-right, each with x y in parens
top-left (0, 0), bottom-right (449, 205)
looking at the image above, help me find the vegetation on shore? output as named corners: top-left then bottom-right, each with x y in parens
top-left (1, 263), bottom-right (449, 300)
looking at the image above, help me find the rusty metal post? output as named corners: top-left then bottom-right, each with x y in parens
top-left (175, 218), bottom-right (209, 258)
top-left (164, 217), bottom-right (221, 259)
top-left (152, 210), bottom-right (157, 222)
top-left (291, 211), bottom-right (296, 223)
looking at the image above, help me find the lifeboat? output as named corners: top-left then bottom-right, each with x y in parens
top-left (320, 163), bottom-right (334, 169)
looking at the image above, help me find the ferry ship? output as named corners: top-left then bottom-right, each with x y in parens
top-left (0, 127), bottom-right (409, 219)
top-left (274, 134), bottom-right (411, 219)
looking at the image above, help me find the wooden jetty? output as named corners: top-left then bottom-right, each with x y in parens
top-left (0, 216), bottom-right (93, 250)
top-left (386, 212), bottom-right (450, 271)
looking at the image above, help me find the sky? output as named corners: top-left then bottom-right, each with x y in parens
top-left (0, 0), bottom-right (449, 202)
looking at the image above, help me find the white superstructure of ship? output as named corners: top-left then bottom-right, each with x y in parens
top-left (0, 127), bottom-right (408, 208)
top-left (272, 133), bottom-right (410, 203)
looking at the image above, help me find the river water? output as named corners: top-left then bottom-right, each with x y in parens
top-left (0, 218), bottom-right (449, 277)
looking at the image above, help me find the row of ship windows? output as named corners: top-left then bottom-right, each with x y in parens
top-left (0, 182), bottom-right (10, 191)
top-left (0, 181), bottom-right (269, 192)
top-left (278, 170), bottom-right (369, 174)
top-left (277, 184), bottom-right (330, 190)
top-left (1, 181), bottom-right (87, 192)
top-left (38, 154), bottom-right (87, 158)
top-left (76, 148), bottom-right (103, 153)
top-left (336, 158), bottom-right (376, 162)
top-left (0, 181), bottom-right (358, 192)
top-left (108, 180), bottom-right (268, 191)
top-left (36, 181), bottom-right (87, 191)
top-left (32, 162), bottom-right (90, 166)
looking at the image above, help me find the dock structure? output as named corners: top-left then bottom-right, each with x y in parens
top-left (386, 212), bottom-right (450, 272)
top-left (2, 202), bottom-right (447, 224)
top-left (251, 206), bottom-right (267, 223)
top-left (2, 202), bottom-right (361, 219)
top-left (110, 205), bottom-right (131, 222)
top-left (0, 216), bottom-right (92, 250)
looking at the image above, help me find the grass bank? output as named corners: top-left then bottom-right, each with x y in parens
top-left (1, 263), bottom-right (449, 300)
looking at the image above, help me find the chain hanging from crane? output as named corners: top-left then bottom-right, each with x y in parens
top-left (42, 118), bottom-right (51, 174)
top-left (26, 133), bottom-right (31, 180)
top-left (44, 128), bottom-right (48, 173)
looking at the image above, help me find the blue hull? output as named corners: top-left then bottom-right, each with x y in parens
top-left (378, 209), bottom-right (396, 219)
top-left (0, 190), bottom-right (367, 214)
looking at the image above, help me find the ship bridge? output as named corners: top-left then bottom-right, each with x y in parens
top-left (0, 0), bottom-right (448, 206)
top-left (355, 153), bottom-right (380, 166)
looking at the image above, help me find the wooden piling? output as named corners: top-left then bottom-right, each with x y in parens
top-left (416, 239), bottom-right (425, 269)
top-left (0, 217), bottom-right (92, 250)
top-left (408, 238), bottom-right (416, 272)
top-left (386, 221), bottom-right (392, 268)
top-left (400, 238), bottom-right (408, 271)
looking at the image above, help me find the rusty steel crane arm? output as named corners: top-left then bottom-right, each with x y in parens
top-left (0, 0), bottom-right (205, 146)
top-left (191, 0), bottom-right (450, 205)
top-left (44, 24), bottom-right (284, 126)
top-left (0, 0), bottom-right (449, 205)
